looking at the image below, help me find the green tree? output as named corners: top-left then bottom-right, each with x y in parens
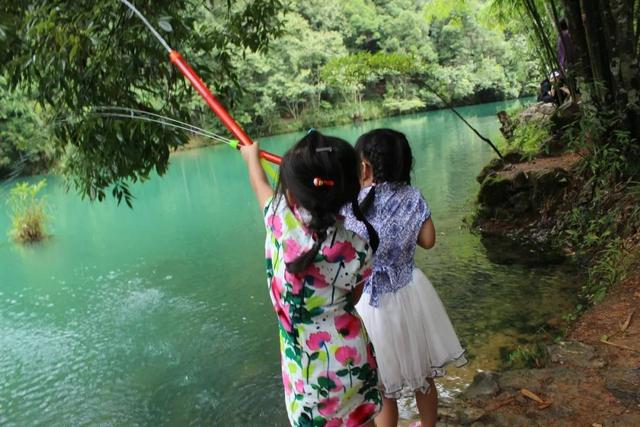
top-left (0, 79), bottom-right (55, 180)
top-left (321, 52), bottom-right (416, 115)
top-left (1, 1), bottom-right (284, 205)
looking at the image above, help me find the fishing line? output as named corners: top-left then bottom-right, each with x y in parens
top-left (88, 112), bottom-right (231, 144)
top-left (91, 106), bottom-right (234, 144)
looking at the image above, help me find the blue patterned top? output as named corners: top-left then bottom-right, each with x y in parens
top-left (343, 182), bottom-right (431, 307)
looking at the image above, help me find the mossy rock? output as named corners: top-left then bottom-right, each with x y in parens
top-left (478, 175), bottom-right (514, 207)
top-left (508, 191), bottom-right (532, 214)
top-left (477, 158), bottom-right (505, 183)
top-left (533, 168), bottom-right (571, 198)
top-left (503, 149), bottom-right (526, 164)
top-left (512, 171), bottom-right (531, 190)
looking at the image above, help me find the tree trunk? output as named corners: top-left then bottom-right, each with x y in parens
top-left (607, 0), bottom-right (640, 141)
top-left (577, 0), bottom-right (616, 105)
top-left (563, 0), bottom-right (594, 84)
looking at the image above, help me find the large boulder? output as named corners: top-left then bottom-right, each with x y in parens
top-left (478, 175), bottom-right (514, 207)
top-left (532, 168), bottom-right (570, 200)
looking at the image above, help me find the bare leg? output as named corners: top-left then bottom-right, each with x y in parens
top-left (374, 396), bottom-right (399, 427)
top-left (414, 378), bottom-right (437, 427)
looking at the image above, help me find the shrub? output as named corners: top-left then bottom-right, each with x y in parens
top-left (505, 344), bottom-right (548, 369)
top-left (6, 179), bottom-right (50, 243)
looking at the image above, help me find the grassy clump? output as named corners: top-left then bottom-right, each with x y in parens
top-left (6, 179), bottom-right (50, 243)
top-left (505, 344), bottom-right (548, 369)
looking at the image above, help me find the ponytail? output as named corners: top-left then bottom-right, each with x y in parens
top-left (358, 185), bottom-right (376, 216)
top-left (351, 198), bottom-right (379, 253)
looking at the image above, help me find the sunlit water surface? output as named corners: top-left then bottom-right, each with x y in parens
top-left (0, 100), bottom-right (579, 425)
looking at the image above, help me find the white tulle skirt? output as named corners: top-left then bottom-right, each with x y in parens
top-left (356, 268), bottom-right (467, 398)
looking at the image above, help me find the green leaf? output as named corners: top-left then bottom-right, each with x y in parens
top-left (336, 369), bottom-right (349, 377)
top-left (317, 376), bottom-right (336, 390)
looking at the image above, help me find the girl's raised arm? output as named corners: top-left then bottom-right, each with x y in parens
top-left (240, 142), bottom-right (274, 210)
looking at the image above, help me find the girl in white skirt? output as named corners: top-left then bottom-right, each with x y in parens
top-left (343, 128), bottom-right (466, 427)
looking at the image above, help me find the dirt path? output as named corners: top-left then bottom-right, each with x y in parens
top-left (499, 152), bottom-right (581, 179)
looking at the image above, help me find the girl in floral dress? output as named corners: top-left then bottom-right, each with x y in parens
top-left (241, 131), bottom-right (382, 427)
top-left (342, 129), bottom-right (466, 427)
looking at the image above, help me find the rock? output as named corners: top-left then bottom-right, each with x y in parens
top-left (503, 150), bottom-right (526, 164)
top-left (508, 191), bottom-right (532, 214)
top-left (533, 168), bottom-right (570, 198)
top-left (511, 171), bottom-right (531, 190)
top-left (478, 176), bottom-right (514, 207)
top-left (457, 407), bottom-right (487, 424)
top-left (497, 368), bottom-right (555, 392)
top-left (547, 341), bottom-right (606, 368)
top-left (520, 102), bottom-right (556, 124)
top-left (604, 368), bottom-right (640, 403)
top-left (462, 371), bottom-right (501, 399)
top-left (477, 158), bottom-right (506, 183)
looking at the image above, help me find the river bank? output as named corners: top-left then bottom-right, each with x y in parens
top-left (434, 101), bottom-right (640, 426)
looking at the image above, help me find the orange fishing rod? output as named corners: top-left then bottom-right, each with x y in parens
top-left (118, 0), bottom-right (282, 165)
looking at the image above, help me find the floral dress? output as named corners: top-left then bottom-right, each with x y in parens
top-left (264, 195), bottom-right (382, 427)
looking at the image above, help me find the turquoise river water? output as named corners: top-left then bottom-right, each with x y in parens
top-left (0, 100), bottom-right (579, 426)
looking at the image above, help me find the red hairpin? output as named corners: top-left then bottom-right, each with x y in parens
top-left (313, 177), bottom-right (335, 187)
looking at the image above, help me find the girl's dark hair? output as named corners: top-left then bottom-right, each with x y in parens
top-left (355, 128), bottom-right (413, 214)
top-left (278, 130), bottom-right (379, 273)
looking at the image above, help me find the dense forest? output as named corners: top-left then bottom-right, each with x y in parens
top-left (1, 0), bottom-right (539, 192)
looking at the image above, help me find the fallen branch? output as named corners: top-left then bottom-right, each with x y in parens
top-left (620, 308), bottom-right (635, 332)
top-left (537, 401), bottom-right (553, 410)
top-left (600, 339), bottom-right (640, 353)
top-left (520, 388), bottom-right (553, 410)
top-left (520, 388), bottom-right (545, 404)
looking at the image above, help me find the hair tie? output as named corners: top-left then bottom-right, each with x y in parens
top-left (315, 147), bottom-right (334, 153)
top-left (313, 177), bottom-right (335, 187)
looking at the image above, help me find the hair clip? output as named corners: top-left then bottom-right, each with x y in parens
top-left (313, 177), bottom-right (335, 187)
top-left (315, 147), bottom-right (334, 153)
top-left (307, 128), bottom-right (316, 135)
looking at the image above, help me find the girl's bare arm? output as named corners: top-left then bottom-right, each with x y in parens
top-left (240, 142), bottom-right (274, 209)
top-left (417, 217), bottom-right (436, 249)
